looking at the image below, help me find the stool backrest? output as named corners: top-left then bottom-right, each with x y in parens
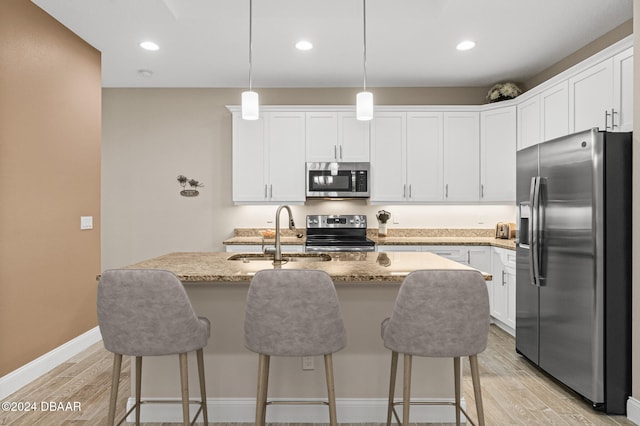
top-left (244, 269), bottom-right (346, 356)
top-left (97, 269), bottom-right (209, 356)
top-left (383, 269), bottom-right (490, 357)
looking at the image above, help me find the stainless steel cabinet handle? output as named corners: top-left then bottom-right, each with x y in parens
top-left (269, 184), bottom-right (273, 199)
top-left (334, 145), bottom-right (338, 160)
top-left (502, 270), bottom-right (506, 286)
top-left (403, 184), bottom-right (406, 198)
top-left (409, 184), bottom-right (412, 198)
top-left (467, 250), bottom-right (470, 264)
top-left (264, 184), bottom-right (268, 199)
top-left (611, 108), bottom-right (618, 128)
top-left (481, 184), bottom-right (484, 199)
top-left (445, 184), bottom-right (449, 199)
top-left (339, 145), bottom-right (343, 160)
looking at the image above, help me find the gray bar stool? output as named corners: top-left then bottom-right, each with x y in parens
top-left (244, 269), bottom-right (346, 426)
top-left (381, 269), bottom-right (490, 426)
top-left (97, 269), bottom-right (211, 426)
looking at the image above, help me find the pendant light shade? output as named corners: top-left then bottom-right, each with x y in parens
top-left (242, 0), bottom-right (259, 120)
top-left (356, 91), bottom-right (373, 121)
top-left (242, 91), bottom-right (259, 120)
top-left (356, 0), bottom-right (373, 121)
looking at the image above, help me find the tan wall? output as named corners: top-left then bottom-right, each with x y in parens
top-left (0, 0), bottom-right (101, 376)
top-left (524, 19), bottom-right (633, 91)
top-left (633, 0), bottom-right (639, 405)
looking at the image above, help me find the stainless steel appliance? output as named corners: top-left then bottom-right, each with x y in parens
top-left (516, 129), bottom-right (631, 414)
top-left (306, 162), bottom-right (369, 199)
top-left (305, 214), bottom-right (375, 252)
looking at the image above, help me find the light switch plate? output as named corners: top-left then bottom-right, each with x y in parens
top-left (80, 216), bottom-right (93, 230)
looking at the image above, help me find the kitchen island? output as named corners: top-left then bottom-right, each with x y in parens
top-left (118, 251), bottom-right (490, 423)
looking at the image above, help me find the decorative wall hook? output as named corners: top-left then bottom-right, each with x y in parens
top-left (177, 175), bottom-right (204, 197)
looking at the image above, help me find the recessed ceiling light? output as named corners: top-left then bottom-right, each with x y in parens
top-left (295, 40), bottom-right (313, 51)
top-left (456, 40), bottom-right (476, 51)
top-left (139, 41), bottom-right (159, 51)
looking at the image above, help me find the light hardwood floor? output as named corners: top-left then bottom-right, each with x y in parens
top-left (0, 325), bottom-right (634, 425)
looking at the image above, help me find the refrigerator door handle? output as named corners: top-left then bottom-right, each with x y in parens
top-left (529, 176), bottom-right (541, 286)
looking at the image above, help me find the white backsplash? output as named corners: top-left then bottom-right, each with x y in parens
top-left (229, 201), bottom-right (517, 229)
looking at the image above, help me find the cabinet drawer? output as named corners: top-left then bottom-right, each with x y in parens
top-left (422, 246), bottom-right (468, 263)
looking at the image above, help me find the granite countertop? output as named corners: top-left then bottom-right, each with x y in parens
top-left (122, 251), bottom-right (492, 283)
top-left (223, 228), bottom-right (516, 251)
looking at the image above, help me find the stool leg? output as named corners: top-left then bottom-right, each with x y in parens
top-left (386, 351), bottom-right (398, 426)
top-left (402, 354), bottom-right (412, 426)
top-left (135, 356), bottom-right (142, 426)
top-left (255, 354), bottom-right (270, 426)
top-left (469, 354), bottom-right (485, 426)
top-left (179, 353), bottom-right (190, 426)
top-left (324, 354), bottom-right (338, 426)
top-left (196, 349), bottom-right (208, 425)
top-left (453, 357), bottom-right (461, 426)
top-left (107, 353), bottom-right (122, 426)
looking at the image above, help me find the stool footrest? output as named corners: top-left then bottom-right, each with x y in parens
top-left (115, 399), bottom-right (206, 426)
top-left (390, 401), bottom-right (477, 426)
top-left (266, 399), bottom-right (330, 406)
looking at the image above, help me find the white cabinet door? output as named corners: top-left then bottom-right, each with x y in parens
top-left (613, 47), bottom-right (633, 132)
top-left (480, 106), bottom-right (516, 202)
top-left (268, 112), bottom-right (306, 202)
top-left (305, 112), bottom-right (370, 162)
top-left (491, 247), bottom-right (516, 335)
top-left (517, 96), bottom-right (540, 150)
top-left (338, 112), bottom-right (370, 162)
top-left (541, 80), bottom-right (569, 141)
top-left (406, 112), bottom-right (443, 201)
top-left (371, 112), bottom-right (406, 202)
top-left (443, 112), bottom-right (480, 201)
top-left (569, 58), bottom-right (613, 133)
top-left (232, 112), bottom-right (267, 202)
top-left (305, 111), bottom-right (338, 162)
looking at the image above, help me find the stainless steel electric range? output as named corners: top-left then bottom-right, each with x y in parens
top-left (305, 214), bottom-right (376, 252)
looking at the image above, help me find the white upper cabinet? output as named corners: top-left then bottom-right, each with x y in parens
top-left (406, 112), bottom-right (444, 201)
top-left (305, 111), bottom-right (369, 162)
top-left (569, 47), bottom-right (633, 133)
top-left (232, 111), bottom-right (305, 204)
top-left (443, 111), bottom-right (480, 202)
top-left (371, 112), bottom-right (406, 202)
top-left (612, 47), bottom-right (633, 132)
top-left (481, 106), bottom-right (516, 202)
top-left (540, 81), bottom-right (569, 141)
top-left (569, 58), bottom-right (614, 133)
top-left (517, 96), bottom-right (541, 150)
top-left (371, 111), bottom-right (444, 203)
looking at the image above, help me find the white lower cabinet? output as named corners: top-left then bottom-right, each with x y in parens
top-left (491, 247), bottom-right (516, 335)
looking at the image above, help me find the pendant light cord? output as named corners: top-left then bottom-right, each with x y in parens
top-left (248, 0), bottom-right (253, 91)
top-left (362, 0), bottom-right (367, 91)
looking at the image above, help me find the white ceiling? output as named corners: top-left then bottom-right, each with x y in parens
top-left (32, 0), bottom-right (633, 88)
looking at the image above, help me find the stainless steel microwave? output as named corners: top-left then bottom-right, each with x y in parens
top-left (306, 162), bottom-right (370, 199)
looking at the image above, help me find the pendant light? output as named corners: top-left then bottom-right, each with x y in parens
top-left (356, 0), bottom-right (373, 121)
top-left (242, 0), bottom-right (259, 120)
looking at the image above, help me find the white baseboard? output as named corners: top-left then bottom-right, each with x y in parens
top-left (0, 326), bottom-right (102, 400)
top-left (628, 397), bottom-right (640, 425)
top-left (127, 397), bottom-right (469, 423)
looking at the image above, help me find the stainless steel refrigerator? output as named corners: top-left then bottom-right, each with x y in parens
top-left (516, 128), bottom-right (631, 414)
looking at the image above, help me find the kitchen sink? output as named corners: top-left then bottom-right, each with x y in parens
top-left (227, 253), bottom-right (332, 263)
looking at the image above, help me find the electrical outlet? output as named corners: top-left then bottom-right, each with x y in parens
top-left (302, 356), bottom-right (314, 370)
top-left (393, 215), bottom-right (400, 224)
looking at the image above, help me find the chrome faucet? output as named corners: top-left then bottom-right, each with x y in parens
top-left (268, 205), bottom-right (295, 263)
